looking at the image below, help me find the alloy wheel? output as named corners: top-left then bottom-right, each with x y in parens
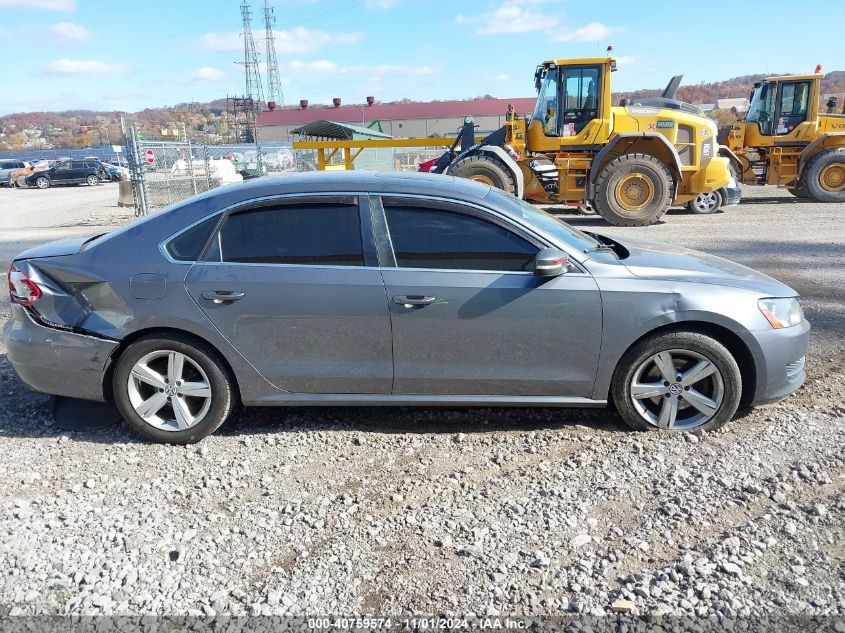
top-left (629, 348), bottom-right (724, 430)
top-left (127, 350), bottom-right (212, 431)
top-left (691, 191), bottom-right (720, 213)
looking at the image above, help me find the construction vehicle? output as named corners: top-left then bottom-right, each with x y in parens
top-left (718, 67), bottom-right (845, 202)
top-left (293, 56), bottom-right (732, 227)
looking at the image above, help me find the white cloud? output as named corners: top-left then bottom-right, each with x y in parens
top-left (183, 67), bottom-right (226, 83)
top-left (0, 0), bottom-right (75, 10)
top-left (44, 58), bottom-right (126, 75)
top-left (50, 22), bottom-right (90, 42)
top-left (288, 60), bottom-right (435, 77)
top-left (494, 74), bottom-right (509, 81)
top-left (364, 0), bottom-right (401, 8)
top-left (194, 27), bottom-right (362, 54)
top-left (553, 21), bottom-right (621, 42)
top-left (290, 59), bottom-right (339, 73)
top-left (614, 55), bottom-right (637, 69)
top-left (456, 0), bottom-right (562, 35)
top-left (193, 32), bottom-right (241, 52)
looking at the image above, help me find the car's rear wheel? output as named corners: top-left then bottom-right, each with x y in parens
top-left (86, 174), bottom-right (99, 186)
top-left (611, 331), bottom-right (742, 432)
top-left (35, 177), bottom-right (49, 189)
top-left (113, 334), bottom-right (235, 444)
top-left (15, 175), bottom-right (27, 187)
top-left (686, 189), bottom-right (723, 214)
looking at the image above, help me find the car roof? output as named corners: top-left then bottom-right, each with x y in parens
top-left (213, 170), bottom-right (492, 199)
top-left (167, 170), bottom-right (497, 217)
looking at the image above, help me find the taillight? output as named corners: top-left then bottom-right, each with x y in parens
top-left (8, 264), bottom-right (42, 307)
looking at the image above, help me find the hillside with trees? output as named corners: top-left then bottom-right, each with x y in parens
top-left (2, 71), bottom-right (843, 151)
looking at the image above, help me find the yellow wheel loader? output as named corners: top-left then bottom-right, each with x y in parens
top-left (431, 57), bottom-right (732, 226)
top-left (719, 68), bottom-right (845, 202)
top-left (294, 56), bottom-right (733, 227)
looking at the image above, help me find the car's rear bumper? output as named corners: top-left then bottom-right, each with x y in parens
top-left (722, 182), bottom-right (742, 207)
top-left (749, 319), bottom-right (810, 404)
top-left (3, 304), bottom-right (118, 401)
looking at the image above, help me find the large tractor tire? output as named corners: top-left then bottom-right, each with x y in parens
top-left (787, 184), bottom-right (809, 199)
top-left (449, 154), bottom-right (516, 195)
top-left (803, 148), bottom-right (845, 202)
top-left (593, 153), bottom-right (673, 227)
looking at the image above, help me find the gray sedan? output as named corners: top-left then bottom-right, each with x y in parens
top-left (4, 172), bottom-right (809, 444)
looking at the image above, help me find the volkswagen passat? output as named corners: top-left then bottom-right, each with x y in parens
top-left (4, 172), bottom-right (809, 444)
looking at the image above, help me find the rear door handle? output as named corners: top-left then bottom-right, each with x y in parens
top-left (201, 290), bottom-right (245, 304)
top-left (393, 295), bottom-right (437, 307)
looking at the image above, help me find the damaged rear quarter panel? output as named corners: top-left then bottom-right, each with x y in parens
top-left (16, 190), bottom-right (282, 402)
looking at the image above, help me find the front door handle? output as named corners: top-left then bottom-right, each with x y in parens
top-left (393, 295), bottom-right (437, 307)
top-left (201, 290), bottom-right (245, 304)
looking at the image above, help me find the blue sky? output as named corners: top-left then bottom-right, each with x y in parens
top-left (0, 0), bottom-right (841, 115)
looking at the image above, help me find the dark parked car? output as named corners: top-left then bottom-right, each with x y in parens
top-left (5, 172), bottom-right (809, 444)
top-left (23, 160), bottom-right (108, 189)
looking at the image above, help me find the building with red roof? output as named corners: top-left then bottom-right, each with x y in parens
top-left (256, 97), bottom-right (536, 142)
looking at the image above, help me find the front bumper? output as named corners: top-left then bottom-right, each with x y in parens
top-left (4, 304), bottom-right (118, 401)
top-left (749, 318), bottom-right (811, 404)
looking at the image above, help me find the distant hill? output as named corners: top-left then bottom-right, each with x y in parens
top-left (614, 70), bottom-right (845, 104)
top-left (2, 71), bottom-right (844, 151)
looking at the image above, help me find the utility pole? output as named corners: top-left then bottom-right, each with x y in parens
top-left (239, 0), bottom-right (265, 114)
top-left (264, 0), bottom-right (285, 107)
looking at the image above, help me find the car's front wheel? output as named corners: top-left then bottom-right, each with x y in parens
top-left (86, 174), bottom-right (99, 186)
top-left (113, 334), bottom-right (235, 444)
top-left (611, 331), bottom-right (742, 432)
top-left (35, 177), bottom-right (50, 189)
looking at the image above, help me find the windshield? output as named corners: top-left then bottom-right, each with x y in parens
top-left (746, 82), bottom-right (775, 135)
top-left (485, 189), bottom-right (600, 252)
top-left (533, 68), bottom-right (559, 136)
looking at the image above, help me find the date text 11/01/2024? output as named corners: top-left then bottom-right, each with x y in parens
top-left (307, 617), bottom-right (529, 629)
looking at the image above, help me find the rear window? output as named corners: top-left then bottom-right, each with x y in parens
top-left (166, 215), bottom-right (220, 261)
top-left (205, 203), bottom-right (363, 266)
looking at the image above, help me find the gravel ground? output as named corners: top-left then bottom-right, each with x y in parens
top-left (0, 184), bottom-right (843, 624)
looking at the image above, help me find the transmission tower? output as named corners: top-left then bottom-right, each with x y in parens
top-left (263, 0), bottom-right (285, 107)
top-left (239, 0), bottom-right (265, 113)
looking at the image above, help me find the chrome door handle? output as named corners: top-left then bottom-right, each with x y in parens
top-left (201, 290), bottom-right (245, 304)
top-left (393, 295), bottom-right (437, 307)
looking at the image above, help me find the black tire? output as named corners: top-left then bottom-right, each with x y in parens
top-left (592, 153), bottom-right (674, 226)
top-left (611, 331), bottom-right (742, 433)
top-left (803, 148), bottom-right (845, 202)
top-left (35, 176), bottom-right (50, 189)
top-left (86, 174), bottom-right (99, 186)
top-left (686, 189), bottom-right (724, 214)
top-left (112, 334), bottom-right (236, 444)
top-left (449, 154), bottom-right (516, 195)
top-left (787, 185), bottom-right (809, 199)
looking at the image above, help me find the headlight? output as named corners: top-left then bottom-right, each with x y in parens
top-left (758, 298), bottom-right (803, 329)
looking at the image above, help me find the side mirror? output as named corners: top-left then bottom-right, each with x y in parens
top-left (534, 247), bottom-right (571, 277)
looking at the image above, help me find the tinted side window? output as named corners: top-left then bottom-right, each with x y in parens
top-left (209, 204), bottom-right (363, 266)
top-left (166, 215), bottom-right (219, 261)
top-left (384, 206), bottom-right (538, 272)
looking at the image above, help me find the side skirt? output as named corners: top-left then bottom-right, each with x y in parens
top-left (244, 394), bottom-right (608, 408)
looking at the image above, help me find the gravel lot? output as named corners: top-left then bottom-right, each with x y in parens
top-left (0, 184), bottom-right (843, 623)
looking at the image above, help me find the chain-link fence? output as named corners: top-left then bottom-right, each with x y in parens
top-left (124, 124), bottom-right (446, 216)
